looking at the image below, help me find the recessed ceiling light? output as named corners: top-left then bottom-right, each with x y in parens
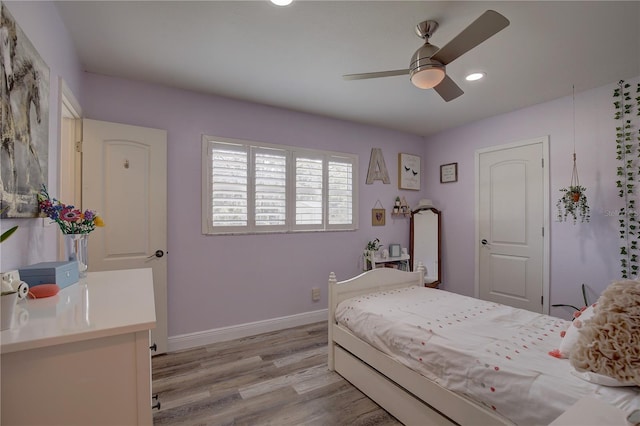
top-left (270, 0), bottom-right (293, 6)
top-left (465, 72), bottom-right (485, 81)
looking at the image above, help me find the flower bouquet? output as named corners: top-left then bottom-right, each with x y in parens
top-left (38, 185), bottom-right (104, 234)
top-left (38, 185), bottom-right (104, 277)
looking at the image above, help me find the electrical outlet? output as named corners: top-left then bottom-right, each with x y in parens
top-left (311, 287), bottom-right (320, 301)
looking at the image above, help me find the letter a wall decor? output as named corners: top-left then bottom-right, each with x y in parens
top-left (366, 148), bottom-right (390, 184)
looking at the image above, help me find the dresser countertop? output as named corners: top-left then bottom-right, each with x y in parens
top-left (1, 268), bottom-right (156, 354)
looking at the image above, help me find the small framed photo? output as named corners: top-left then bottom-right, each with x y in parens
top-left (389, 244), bottom-right (401, 257)
top-left (398, 153), bottom-right (421, 190)
top-left (440, 162), bottom-right (458, 183)
top-left (372, 208), bottom-right (385, 226)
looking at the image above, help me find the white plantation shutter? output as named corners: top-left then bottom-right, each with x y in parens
top-left (210, 143), bottom-right (248, 227)
top-left (202, 136), bottom-right (358, 234)
top-left (328, 158), bottom-right (353, 225)
top-left (295, 155), bottom-right (323, 226)
top-left (255, 149), bottom-right (287, 227)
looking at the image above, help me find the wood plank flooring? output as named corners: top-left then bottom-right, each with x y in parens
top-left (152, 321), bottom-right (402, 426)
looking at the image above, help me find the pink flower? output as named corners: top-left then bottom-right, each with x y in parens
top-left (60, 207), bottom-right (82, 222)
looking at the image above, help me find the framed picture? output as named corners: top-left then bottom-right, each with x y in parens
top-left (372, 208), bottom-right (385, 226)
top-left (398, 153), bottom-right (421, 190)
top-left (440, 162), bottom-right (458, 183)
top-left (0, 3), bottom-right (50, 218)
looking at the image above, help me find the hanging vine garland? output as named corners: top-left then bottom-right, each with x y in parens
top-left (614, 80), bottom-right (639, 278)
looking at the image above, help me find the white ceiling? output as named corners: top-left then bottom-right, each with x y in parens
top-left (55, 1), bottom-right (640, 138)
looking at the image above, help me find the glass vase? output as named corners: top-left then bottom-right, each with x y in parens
top-left (65, 233), bottom-right (89, 278)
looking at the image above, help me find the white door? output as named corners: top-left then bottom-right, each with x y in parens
top-left (82, 119), bottom-right (168, 354)
top-left (476, 137), bottom-right (549, 313)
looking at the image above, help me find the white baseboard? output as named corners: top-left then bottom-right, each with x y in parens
top-left (168, 309), bottom-right (328, 352)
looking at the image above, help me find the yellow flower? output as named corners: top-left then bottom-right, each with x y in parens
top-left (94, 216), bottom-right (105, 227)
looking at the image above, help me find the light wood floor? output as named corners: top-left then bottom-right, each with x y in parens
top-left (152, 321), bottom-right (402, 426)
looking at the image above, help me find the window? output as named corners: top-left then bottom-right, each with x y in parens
top-left (202, 135), bottom-right (358, 235)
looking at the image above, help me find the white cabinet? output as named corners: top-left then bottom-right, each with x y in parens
top-left (1, 268), bottom-right (156, 425)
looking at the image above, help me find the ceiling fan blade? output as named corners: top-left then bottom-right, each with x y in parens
top-left (433, 75), bottom-right (464, 102)
top-left (343, 69), bottom-right (410, 81)
top-left (431, 10), bottom-right (509, 65)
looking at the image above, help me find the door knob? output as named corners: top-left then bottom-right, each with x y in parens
top-left (481, 239), bottom-right (488, 245)
top-left (147, 250), bottom-right (164, 259)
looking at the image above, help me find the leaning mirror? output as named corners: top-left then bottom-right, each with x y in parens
top-left (410, 205), bottom-right (441, 287)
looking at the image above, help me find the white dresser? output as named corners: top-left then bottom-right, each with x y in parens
top-left (1, 268), bottom-right (156, 425)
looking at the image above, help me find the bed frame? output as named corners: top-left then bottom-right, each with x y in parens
top-left (327, 267), bottom-right (514, 426)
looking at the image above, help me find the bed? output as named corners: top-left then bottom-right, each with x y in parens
top-left (327, 267), bottom-right (640, 425)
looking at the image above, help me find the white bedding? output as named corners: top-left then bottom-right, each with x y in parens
top-left (335, 286), bottom-right (640, 425)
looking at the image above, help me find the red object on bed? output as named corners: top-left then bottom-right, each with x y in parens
top-left (28, 284), bottom-right (60, 299)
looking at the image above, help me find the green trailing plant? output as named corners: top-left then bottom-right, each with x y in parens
top-left (557, 185), bottom-right (590, 223)
top-left (615, 80), bottom-right (639, 278)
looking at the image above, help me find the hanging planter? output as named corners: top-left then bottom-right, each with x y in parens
top-left (557, 154), bottom-right (591, 224)
top-left (557, 87), bottom-right (591, 224)
top-left (571, 190), bottom-right (581, 202)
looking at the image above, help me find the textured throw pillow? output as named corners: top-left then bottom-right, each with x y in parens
top-left (570, 280), bottom-right (640, 386)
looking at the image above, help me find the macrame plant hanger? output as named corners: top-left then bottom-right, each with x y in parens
top-left (570, 85), bottom-right (581, 201)
top-left (556, 84), bottom-right (591, 223)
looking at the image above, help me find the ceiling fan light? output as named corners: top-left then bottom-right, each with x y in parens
top-left (270, 0), bottom-right (293, 6)
top-left (411, 67), bottom-right (445, 89)
top-left (465, 72), bottom-right (485, 81)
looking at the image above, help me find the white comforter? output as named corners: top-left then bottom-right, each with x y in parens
top-left (335, 286), bottom-right (640, 425)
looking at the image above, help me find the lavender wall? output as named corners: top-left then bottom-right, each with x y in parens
top-left (423, 76), bottom-right (640, 319)
top-left (0, 1), bottom-right (84, 271)
top-left (81, 73), bottom-right (426, 335)
top-left (3, 0), bottom-right (636, 337)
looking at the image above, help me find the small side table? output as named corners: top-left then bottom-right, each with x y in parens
top-left (365, 253), bottom-right (410, 271)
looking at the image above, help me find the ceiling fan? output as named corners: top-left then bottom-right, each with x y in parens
top-left (343, 10), bottom-right (509, 102)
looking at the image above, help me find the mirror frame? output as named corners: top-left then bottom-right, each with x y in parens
top-left (409, 206), bottom-right (442, 287)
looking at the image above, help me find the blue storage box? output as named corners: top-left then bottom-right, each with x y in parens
top-left (19, 261), bottom-right (79, 289)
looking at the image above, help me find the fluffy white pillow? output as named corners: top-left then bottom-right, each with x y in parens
top-left (555, 304), bottom-right (596, 359)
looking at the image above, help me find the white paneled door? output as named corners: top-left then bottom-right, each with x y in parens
top-left (476, 137), bottom-right (549, 313)
top-left (82, 119), bottom-right (168, 354)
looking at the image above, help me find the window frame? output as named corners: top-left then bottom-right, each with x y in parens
top-left (202, 135), bottom-right (358, 235)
